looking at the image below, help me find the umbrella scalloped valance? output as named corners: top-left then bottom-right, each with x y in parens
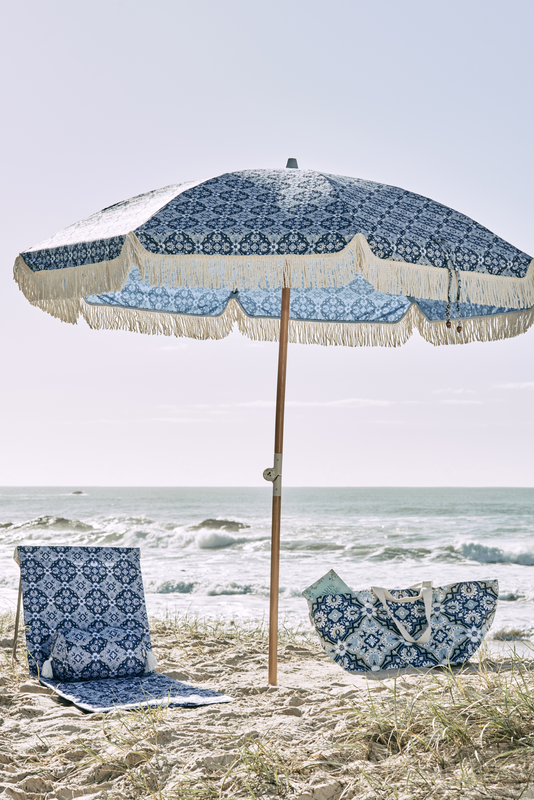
top-left (14, 170), bottom-right (534, 317)
top-left (79, 273), bottom-right (534, 347)
top-left (17, 269), bottom-right (534, 348)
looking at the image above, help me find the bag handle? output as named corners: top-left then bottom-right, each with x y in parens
top-left (371, 583), bottom-right (433, 644)
top-left (408, 579), bottom-right (433, 590)
top-left (372, 580), bottom-right (432, 603)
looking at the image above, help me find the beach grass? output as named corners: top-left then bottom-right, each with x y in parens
top-left (149, 609), bottom-right (315, 647)
top-left (1, 611), bottom-right (534, 799)
top-left (336, 652), bottom-right (534, 799)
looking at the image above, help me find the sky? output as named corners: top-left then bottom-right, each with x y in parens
top-left (0, 0), bottom-right (533, 487)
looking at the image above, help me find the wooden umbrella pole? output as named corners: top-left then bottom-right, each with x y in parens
top-left (267, 286), bottom-right (291, 686)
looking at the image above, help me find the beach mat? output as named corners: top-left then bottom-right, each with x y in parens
top-left (40, 671), bottom-right (232, 713)
top-left (15, 545), bottom-right (233, 713)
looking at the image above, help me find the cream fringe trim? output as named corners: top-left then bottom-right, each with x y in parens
top-left (238, 306), bottom-right (416, 348)
top-left (13, 238), bottom-right (135, 301)
top-left (412, 304), bottom-right (534, 347)
top-left (80, 299), bottom-right (239, 340)
top-left (70, 299), bottom-right (534, 348)
top-left (237, 304), bottom-right (534, 348)
top-left (14, 231), bottom-right (534, 310)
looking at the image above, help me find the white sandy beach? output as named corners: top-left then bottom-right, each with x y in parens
top-left (1, 614), bottom-right (534, 800)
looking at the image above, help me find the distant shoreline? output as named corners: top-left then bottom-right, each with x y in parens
top-left (1, 485), bottom-right (534, 489)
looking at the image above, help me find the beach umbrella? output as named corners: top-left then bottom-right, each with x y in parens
top-left (14, 161), bottom-right (534, 684)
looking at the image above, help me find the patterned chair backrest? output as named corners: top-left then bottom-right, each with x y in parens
top-left (15, 546), bottom-right (152, 677)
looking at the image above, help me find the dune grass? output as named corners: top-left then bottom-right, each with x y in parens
top-left (2, 610), bottom-right (534, 799)
top-left (95, 651), bottom-right (534, 800)
top-left (335, 653), bottom-right (534, 799)
top-left (149, 609), bottom-right (314, 647)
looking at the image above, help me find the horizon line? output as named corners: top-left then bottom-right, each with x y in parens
top-left (0, 485), bottom-right (532, 490)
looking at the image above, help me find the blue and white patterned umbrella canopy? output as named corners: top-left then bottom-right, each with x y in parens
top-left (14, 169), bottom-right (534, 346)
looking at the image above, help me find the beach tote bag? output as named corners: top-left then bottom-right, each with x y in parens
top-left (303, 570), bottom-right (498, 672)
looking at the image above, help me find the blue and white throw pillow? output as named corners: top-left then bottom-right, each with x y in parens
top-left (44, 626), bottom-right (152, 681)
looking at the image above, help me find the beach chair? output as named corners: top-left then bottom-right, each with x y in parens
top-left (12, 545), bottom-right (232, 712)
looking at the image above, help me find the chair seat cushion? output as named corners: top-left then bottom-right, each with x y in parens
top-left (49, 626), bottom-right (149, 681)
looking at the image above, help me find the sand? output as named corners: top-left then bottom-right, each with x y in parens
top-left (1, 617), bottom-right (533, 800)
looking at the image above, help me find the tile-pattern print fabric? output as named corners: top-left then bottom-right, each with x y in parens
top-left (16, 546), bottom-right (232, 710)
top-left (308, 580), bottom-right (498, 672)
top-left (87, 268), bottom-right (516, 325)
top-left (49, 625), bottom-right (148, 681)
top-left (40, 672), bottom-right (231, 713)
top-left (22, 170), bottom-right (532, 279)
top-left (17, 545), bottom-right (152, 676)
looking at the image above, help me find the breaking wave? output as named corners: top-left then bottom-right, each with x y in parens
top-left (0, 514), bottom-right (257, 550)
top-left (353, 542), bottom-right (534, 566)
top-left (156, 580), bottom-right (197, 594)
top-left (458, 542), bottom-right (534, 566)
top-left (492, 627), bottom-right (533, 641)
top-left (206, 582), bottom-right (256, 596)
top-left (194, 531), bottom-right (252, 549)
top-left (367, 546), bottom-right (433, 562)
top-left (499, 591), bottom-right (525, 601)
top-left (282, 540), bottom-right (345, 551)
top-left (188, 519), bottom-right (250, 532)
top-left (154, 579), bottom-right (266, 596)
top-left (7, 516), bottom-right (94, 533)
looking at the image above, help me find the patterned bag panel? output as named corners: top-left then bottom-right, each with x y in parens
top-left (15, 546), bottom-right (154, 677)
top-left (305, 576), bottom-right (499, 672)
top-left (49, 626), bottom-right (149, 682)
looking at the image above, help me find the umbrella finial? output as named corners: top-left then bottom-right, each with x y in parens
top-left (286, 158), bottom-right (298, 169)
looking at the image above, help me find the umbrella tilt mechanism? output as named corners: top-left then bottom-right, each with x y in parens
top-left (262, 454), bottom-right (282, 496)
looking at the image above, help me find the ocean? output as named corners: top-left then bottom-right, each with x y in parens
top-left (1, 486), bottom-right (533, 642)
